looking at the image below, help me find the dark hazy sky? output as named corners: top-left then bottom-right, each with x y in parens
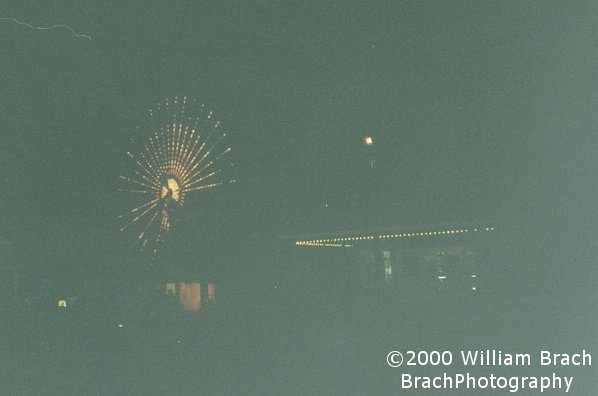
top-left (1, 2), bottom-right (596, 277)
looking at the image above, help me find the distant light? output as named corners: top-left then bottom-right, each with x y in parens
top-left (471, 275), bottom-right (477, 278)
top-left (364, 136), bottom-right (374, 146)
top-left (58, 300), bottom-right (67, 308)
top-left (438, 276), bottom-right (447, 280)
top-left (118, 324), bottom-right (123, 328)
top-left (472, 287), bottom-right (476, 291)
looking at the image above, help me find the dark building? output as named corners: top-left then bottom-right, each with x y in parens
top-left (275, 224), bottom-right (501, 308)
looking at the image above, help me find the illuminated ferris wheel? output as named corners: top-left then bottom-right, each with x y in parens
top-left (119, 96), bottom-right (235, 255)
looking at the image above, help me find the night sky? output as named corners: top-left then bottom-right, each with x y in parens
top-left (1, 2), bottom-right (596, 287)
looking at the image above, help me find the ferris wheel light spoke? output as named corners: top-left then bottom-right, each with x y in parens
top-left (131, 202), bottom-right (159, 223)
top-left (183, 161), bottom-right (214, 187)
top-left (180, 140), bottom-right (205, 183)
top-left (185, 170), bottom-right (219, 190)
top-left (120, 175), bottom-right (157, 190)
top-left (139, 210), bottom-right (160, 240)
top-left (183, 182), bottom-right (222, 192)
top-left (127, 151), bottom-right (161, 186)
top-left (119, 189), bottom-right (150, 194)
top-left (130, 196), bottom-right (161, 213)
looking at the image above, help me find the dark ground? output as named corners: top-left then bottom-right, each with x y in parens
top-left (2, 236), bottom-right (597, 395)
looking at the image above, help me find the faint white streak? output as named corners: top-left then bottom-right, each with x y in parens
top-left (0, 17), bottom-right (91, 40)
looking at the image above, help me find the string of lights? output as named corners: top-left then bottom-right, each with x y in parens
top-left (295, 227), bottom-right (495, 247)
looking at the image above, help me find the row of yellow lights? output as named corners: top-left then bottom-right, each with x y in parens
top-left (295, 242), bottom-right (354, 248)
top-left (295, 227), bottom-right (495, 246)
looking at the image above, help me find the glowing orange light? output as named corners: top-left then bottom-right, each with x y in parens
top-left (161, 178), bottom-right (181, 202)
top-left (179, 282), bottom-right (201, 312)
top-left (207, 283), bottom-right (216, 302)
